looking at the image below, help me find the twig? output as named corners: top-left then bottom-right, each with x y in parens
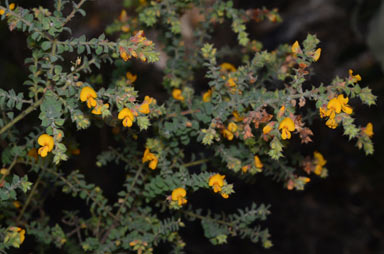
top-left (0, 97), bottom-right (44, 135)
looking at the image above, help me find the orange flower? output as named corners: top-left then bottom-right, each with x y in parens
top-left (142, 148), bottom-right (158, 170)
top-left (171, 187), bottom-right (187, 206)
top-left (37, 134), bottom-right (54, 157)
top-left (126, 72), bottom-right (137, 83)
top-left (80, 86), bottom-right (97, 109)
top-left (313, 48), bottom-right (321, 62)
top-left (263, 123), bottom-right (273, 134)
top-left (313, 151), bottom-right (326, 175)
top-left (202, 89), bottom-right (212, 102)
top-left (172, 89), bottom-right (184, 101)
top-left (91, 103), bottom-right (109, 115)
top-left (118, 108), bottom-right (135, 127)
top-left (208, 174), bottom-right (225, 193)
top-left (254, 155), bottom-right (263, 169)
top-left (363, 122), bottom-right (373, 137)
top-left (278, 117), bottom-right (295, 140)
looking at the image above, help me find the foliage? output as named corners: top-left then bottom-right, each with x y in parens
top-left (0, 0), bottom-right (376, 252)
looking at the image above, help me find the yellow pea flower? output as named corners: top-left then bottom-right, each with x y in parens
top-left (337, 94), bottom-right (353, 115)
top-left (349, 69), bottom-right (362, 82)
top-left (172, 89), bottom-right (185, 101)
top-left (139, 96), bottom-right (156, 114)
top-left (221, 193), bottom-right (229, 199)
top-left (325, 117), bottom-right (338, 129)
top-left (142, 148), bottom-right (158, 170)
top-left (313, 48), bottom-right (321, 62)
top-left (226, 77), bottom-right (236, 87)
top-left (91, 103), bottom-right (109, 115)
top-left (171, 187), bottom-right (187, 206)
top-left (220, 62), bottom-right (236, 72)
top-left (363, 122), bottom-right (373, 137)
top-left (227, 122), bottom-right (237, 133)
top-left (263, 123), bottom-right (273, 134)
top-left (202, 89), bottom-right (212, 102)
top-left (0, 9), bottom-right (4, 15)
top-left (319, 107), bottom-right (327, 118)
top-left (139, 103), bottom-right (150, 114)
top-left (80, 86), bottom-right (97, 109)
top-left (119, 47), bottom-right (130, 61)
top-left (291, 41), bottom-right (300, 54)
top-left (232, 111), bottom-right (244, 122)
top-left (37, 134), bottom-right (54, 157)
top-left (126, 72), bottom-right (137, 83)
top-left (119, 10), bottom-right (128, 22)
top-left (121, 25), bottom-right (130, 32)
top-left (222, 129), bottom-right (234, 141)
top-left (254, 155), bottom-right (263, 169)
top-left (118, 108), bottom-right (135, 127)
top-left (313, 151), bottom-right (326, 175)
top-left (13, 201), bottom-right (21, 209)
top-left (208, 174), bottom-right (226, 193)
top-left (9, 3), bottom-right (15, 10)
top-left (6, 227), bottom-right (25, 247)
top-left (278, 117), bottom-right (295, 140)
top-left (326, 97), bottom-right (341, 119)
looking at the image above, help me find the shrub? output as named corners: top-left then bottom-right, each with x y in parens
top-left (0, 0), bottom-right (376, 253)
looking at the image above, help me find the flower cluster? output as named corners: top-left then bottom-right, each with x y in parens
top-left (319, 94), bottom-right (352, 129)
top-left (79, 86), bottom-right (109, 116)
top-left (208, 174), bottom-right (230, 198)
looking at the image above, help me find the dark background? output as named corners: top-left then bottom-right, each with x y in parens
top-left (0, 0), bottom-right (383, 253)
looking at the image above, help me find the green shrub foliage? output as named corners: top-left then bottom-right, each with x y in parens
top-left (0, 0), bottom-right (375, 252)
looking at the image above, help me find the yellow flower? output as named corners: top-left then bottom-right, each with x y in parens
top-left (291, 41), bottom-right (300, 54)
top-left (7, 227), bottom-right (25, 246)
top-left (139, 103), bottom-right (150, 114)
top-left (172, 89), bottom-right (185, 101)
top-left (91, 103), bottom-right (109, 115)
top-left (220, 62), bottom-right (236, 72)
top-left (0, 168), bottom-right (9, 175)
top-left (119, 47), bottom-right (130, 61)
top-left (363, 122), bottom-right (373, 137)
top-left (139, 96), bottom-right (156, 114)
top-left (319, 107), bottom-right (327, 118)
top-left (142, 148), bottom-right (158, 170)
top-left (202, 89), bottom-right (212, 102)
top-left (278, 117), bottom-right (295, 140)
top-left (121, 25), bottom-right (130, 32)
top-left (222, 129), bottom-right (234, 141)
top-left (326, 97), bottom-right (341, 119)
top-left (226, 77), bottom-right (236, 87)
top-left (126, 72), bottom-right (137, 83)
top-left (118, 108), bottom-right (135, 127)
top-left (208, 174), bottom-right (226, 193)
top-left (227, 122), bottom-right (237, 133)
top-left (9, 3), bottom-right (15, 10)
top-left (232, 111), bottom-right (244, 122)
top-left (80, 86), bottom-right (97, 109)
top-left (221, 193), bottom-right (229, 199)
top-left (337, 94), bottom-right (353, 115)
top-left (263, 123), bottom-right (273, 134)
top-left (0, 9), bottom-right (4, 15)
top-left (241, 165), bottom-right (249, 173)
top-left (254, 155), bottom-right (263, 169)
top-left (313, 48), bottom-right (321, 62)
top-left (37, 134), bottom-right (54, 157)
top-left (13, 201), bottom-right (21, 209)
top-left (119, 10), bottom-right (128, 22)
top-left (171, 187), bottom-right (187, 206)
top-left (325, 117), bottom-right (338, 129)
top-left (349, 69), bottom-right (362, 82)
top-left (313, 151), bottom-right (326, 175)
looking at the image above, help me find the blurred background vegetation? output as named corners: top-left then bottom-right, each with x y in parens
top-left (0, 0), bottom-right (383, 253)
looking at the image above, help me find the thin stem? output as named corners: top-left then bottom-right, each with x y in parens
top-left (0, 97), bottom-right (44, 135)
top-left (16, 173), bottom-right (42, 223)
top-left (62, 0), bottom-right (88, 27)
top-left (182, 158), bottom-right (210, 168)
